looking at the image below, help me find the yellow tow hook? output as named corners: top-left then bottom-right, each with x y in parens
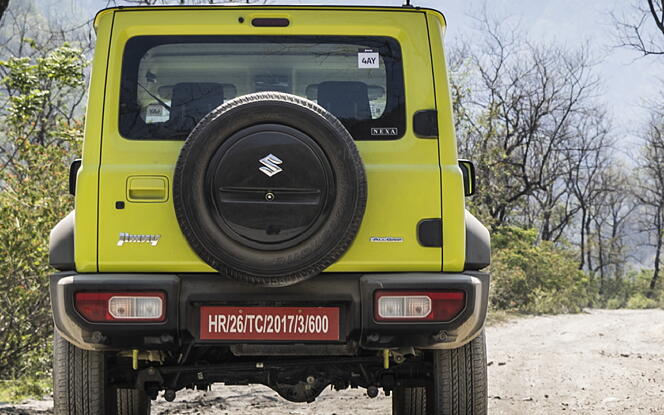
top-left (132, 349), bottom-right (139, 370)
top-left (383, 349), bottom-right (390, 369)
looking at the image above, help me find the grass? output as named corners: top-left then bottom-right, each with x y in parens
top-left (0, 377), bottom-right (50, 403)
top-left (485, 309), bottom-right (523, 326)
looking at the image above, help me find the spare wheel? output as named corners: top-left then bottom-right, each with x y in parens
top-left (173, 92), bottom-right (367, 286)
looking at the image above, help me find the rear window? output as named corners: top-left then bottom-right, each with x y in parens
top-left (119, 36), bottom-right (405, 140)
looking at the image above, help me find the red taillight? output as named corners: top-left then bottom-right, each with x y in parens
top-left (374, 291), bottom-right (465, 322)
top-left (74, 292), bottom-right (166, 322)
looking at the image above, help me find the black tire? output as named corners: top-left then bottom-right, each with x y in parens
top-left (117, 389), bottom-right (151, 414)
top-left (53, 331), bottom-right (151, 415)
top-left (173, 92), bottom-right (367, 286)
top-left (393, 331), bottom-right (488, 415)
top-left (393, 387), bottom-right (427, 414)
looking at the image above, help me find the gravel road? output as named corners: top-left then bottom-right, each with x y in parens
top-left (3, 309), bottom-right (664, 414)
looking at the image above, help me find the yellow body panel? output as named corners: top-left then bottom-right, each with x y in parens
top-left (425, 12), bottom-right (467, 271)
top-left (74, 10), bottom-right (115, 273)
top-left (74, 6), bottom-right (465, 274)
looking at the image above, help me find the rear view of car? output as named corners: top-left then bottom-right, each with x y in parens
top-left (49, 5), bottom-right (490, 414)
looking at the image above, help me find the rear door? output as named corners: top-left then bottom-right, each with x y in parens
top-left (97, 8), bottom-right (441, 272)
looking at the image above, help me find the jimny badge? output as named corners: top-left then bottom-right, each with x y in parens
top-left (117, 232), bottom-right (161, 247)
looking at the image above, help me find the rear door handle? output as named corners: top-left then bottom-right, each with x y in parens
top-left (126, 176), bottom-right (169, 202)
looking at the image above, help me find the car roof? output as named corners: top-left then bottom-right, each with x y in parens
top-left (94, 4), bottom-right (446, 30)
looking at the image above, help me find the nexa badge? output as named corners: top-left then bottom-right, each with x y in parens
top-left (117, 233), bottom-right (160, 246)
top-left (371, 127), bottom-right (399, 137)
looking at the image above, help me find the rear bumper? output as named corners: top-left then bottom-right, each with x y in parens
top-left (50, 271), bottom-right (489, 352)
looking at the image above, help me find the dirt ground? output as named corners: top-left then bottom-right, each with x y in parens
top-left (3, 309), bottom-right (664, 414)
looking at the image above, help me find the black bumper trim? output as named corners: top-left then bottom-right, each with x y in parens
top-left (50, 271), bottom-right (489, 351)
top-left (50, 273), bottom-right (180, 350)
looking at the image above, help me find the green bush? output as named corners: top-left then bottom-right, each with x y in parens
top-left (489, 227), bottom-right (593, 314)
top-left (600, 269), bottom-right (663, 309)
top-left (605, 297), bottom-right (624, 309)
top-left (0, 45), bottom-right (84, 383)
top-left (0, 377), bottom-right (51, 403)
top-left (625, 293), bottom-right (659, 309)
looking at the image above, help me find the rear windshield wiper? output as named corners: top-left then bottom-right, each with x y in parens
top-left (137, 82), bottom-right (171, 111)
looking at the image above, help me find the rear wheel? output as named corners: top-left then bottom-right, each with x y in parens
top-left (392, 331), bottom-right (487, 415)
top-left (53, 331), bottom-right (150, 415)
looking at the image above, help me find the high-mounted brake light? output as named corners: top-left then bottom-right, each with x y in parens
top-left (75, 292), bottom-right (165, 323)
top-left (374, 291), bottom-right (465, 322)
top-left (252, 18), bottom-right (290, 27)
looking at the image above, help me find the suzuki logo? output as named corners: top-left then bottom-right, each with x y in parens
top-left (259, 154), bottom-right (283, 177)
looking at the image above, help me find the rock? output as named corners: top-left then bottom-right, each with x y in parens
top-left (603, 397), bottom-right (621, 403)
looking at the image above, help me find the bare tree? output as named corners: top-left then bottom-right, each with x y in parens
top-left (614, 0), bottom-right (664, 56)
top-left (0, 0), bottom-right (9, 24)
top-left (452, 16), bottom-right (605, 238)
top-left (564, 117), bottom-right (615, 270)
top-left (532, 111), bottom-right (612, 243)
top-left (584, 168), bottom-right (637, 293)
top-left (635, 108), bottom-right (664, 296)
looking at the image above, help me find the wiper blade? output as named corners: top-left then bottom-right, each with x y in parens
top-left (137, 82), bottom-right (171, 111)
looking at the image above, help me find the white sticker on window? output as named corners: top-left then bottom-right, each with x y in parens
top-left (145, 103), bottom-right (170, 124)
top-left (358, 49), bottom-right (379, 69)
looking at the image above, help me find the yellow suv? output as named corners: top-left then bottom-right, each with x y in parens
top-left (48, 5), bottom-right (491, 415)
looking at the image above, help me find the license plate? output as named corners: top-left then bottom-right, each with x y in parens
top-left (199, 306), bottom-right (340, 341)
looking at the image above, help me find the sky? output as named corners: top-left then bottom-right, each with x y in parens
top-left (431, 0), bottom-right (662, 149)
top-left (52, 0), bottom-right (664, 148)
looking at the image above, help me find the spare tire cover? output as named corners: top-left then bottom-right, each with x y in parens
top-left (173, 92), bottom-right (367, 286)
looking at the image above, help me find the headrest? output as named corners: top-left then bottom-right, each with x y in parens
top-left (316, 81), bottom-right (371, 120)
top-left (168, 82), bottom-right (225, 132)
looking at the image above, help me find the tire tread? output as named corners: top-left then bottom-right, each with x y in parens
top-left (53, 331), bottom-right (150, 415)
top-left (392, 331), bottom-right (487, 415)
